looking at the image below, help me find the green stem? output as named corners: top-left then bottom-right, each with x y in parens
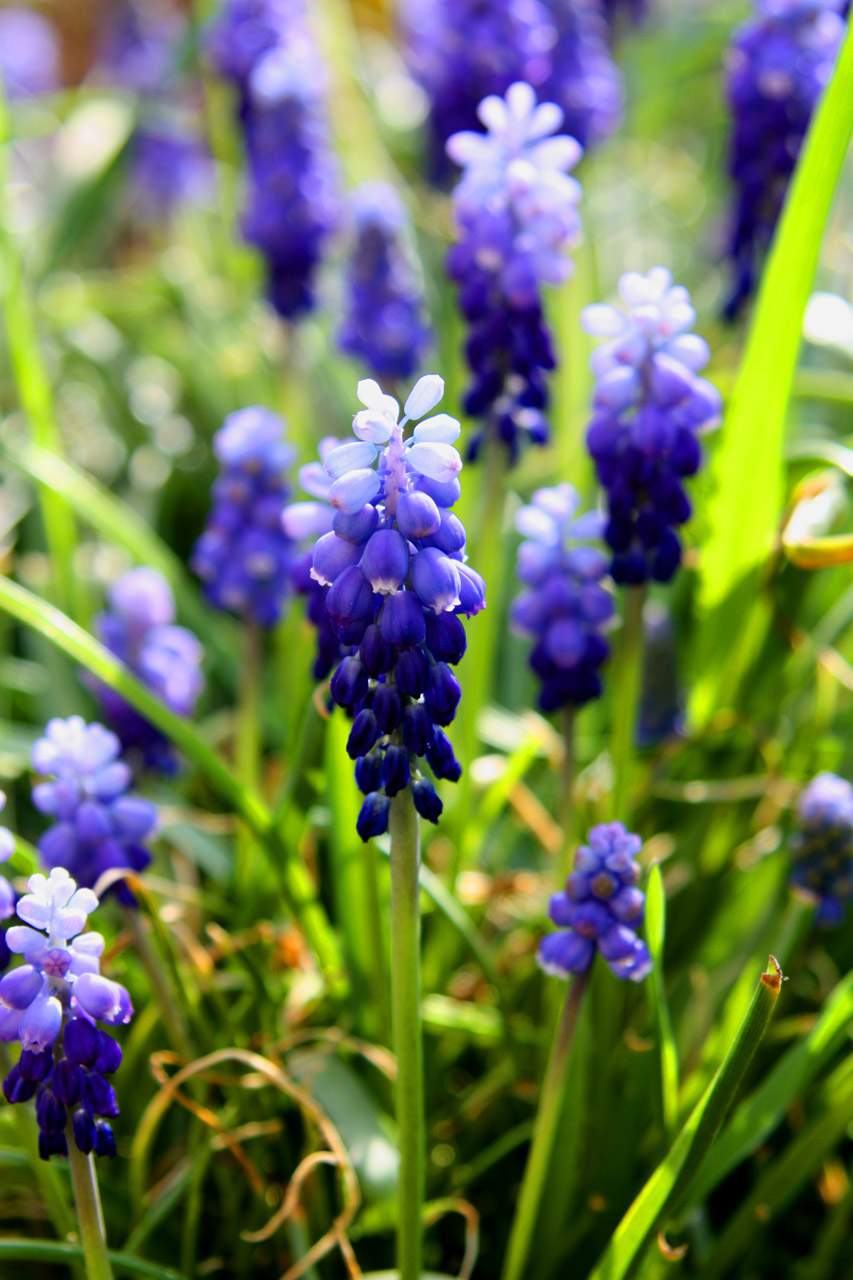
top-left (235, 623), bottom-right (262, 897)
top-left (363, 833), bottom-right (392, 1047)
top-left (389, 790), bottom-right (425, 1280)
top-left (556, 708), bottom-right (576, 885)
top-left (67, 1135), bottom-right (115, 1280)
top-left (610, 585), bottom-right (647, 818)
top-left (125, 909), bottom-right (193, 1061)
top-left (502, 970), bottom-right (590, 1280)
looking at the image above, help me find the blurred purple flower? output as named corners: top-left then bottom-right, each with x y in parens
top-left (790, 772), bottom-right (853, 927)
top-left (0, 9), bottom-right (61, 100)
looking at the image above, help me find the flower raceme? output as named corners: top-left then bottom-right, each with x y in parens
top-left (313, 375), bottom-right (486, 839)
top-left (789, 772), bottom-right (853, 927)
top-left (583, 267), bottom-right (722, 584)
top-left (447, 81), bottom-right (584, 462)
top-left (192, 406), bottom-right (297, 627)
top-left (724, 0), bottom-right (847, 319)
top-left (89, 567), bottom-right (204, 772)
top-left (31, 717), bottom-right (157, 907)
top-left (538, 822), bottom-right (652, 982)
top-left (0, 868), bottom-right (133, 1161)
top-left (512, 484), bottom-right (613, 712)
top-left (337, 182), bottom-right (432, 383)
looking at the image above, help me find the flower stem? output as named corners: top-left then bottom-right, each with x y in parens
top-left (610, 585), bottom-right (647, 817)
top-left (66, 1133), bottom-right (115, 1280)
top-left (557, 707), bottom-right (576, 884)
top-left (501, 969), bottom-right (590, 1280)
top-left (389, 789), bottom-right (425, 1280)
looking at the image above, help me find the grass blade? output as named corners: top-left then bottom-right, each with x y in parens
top-left (588, 958), bottom-right (783, 1280)
top-left (0, 1240), bottom-right (185, 1280)
top-left (645, 864), bottom-right (679, 1140)
top-left (693, 19), bottom-right (853, 721)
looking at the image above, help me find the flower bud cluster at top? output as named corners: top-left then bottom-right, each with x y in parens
top-left (337, 183), bottom-right (432, 383)
top-left (790, 772), bottom-right (853, 927)
top-left (0, 868), bottom-right (133, 1161)
top-left (512, 484), bottom-right (613, 712)
top-left (311, 375), bottom-right (486, 840)
top-left (31, 718), bottom-right (157, 910)
top-left (583, 267), bottom-right (722, 584)
top-left (192, 406), bottom-right (297, 627)
top-left (400, 0), bottom-right (622, 180)
top-left (724, 0), bottom-right (846, 319)
top-left (207, 0), bottom-right (339, 319)
top-left (283, 439), bottom-right (348, 681)
top-left (446, 82), bottom-right (583, 462)
top-left (538, 822), bottom-right (652, 981)
top-left (89, 568), bottom-right (204, 773)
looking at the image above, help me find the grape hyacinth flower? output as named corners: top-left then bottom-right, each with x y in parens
top-left (192, 406), bottom-right (297, 627)
top-left (89, 568), bottom-right (204, 772)
top-left (447, 82), bottom-right (584, 462)
top-left (724, 0), bottom-right (846, 319)
top-left (130, 126), bottom-right (214, 221)
top-left (283, 439), bottom-right (346, 681)
top-left (538, 822), bottom-right (652, 981)
top-left (0, 8), bottom-right (61, 99)
top-left (400, 0), bottom-right (621, 178)
top-left (337, 183), bottom-right (432, 383)
top-left (789, 772), bottom-right (853, 927)
top-left (541, 0), bottom-right (624, 147)
top-left (0, 868), bottom-right (132, 1160)
top-left (512, 484), bottom-right (613, 711)
top-left (313, 374), bottom-right (485, 839)
top-left (31, 718), bottom-right (157, 907)
top-left (207, 0), bottom-right (339, 319)
top-left (583, 268), bottom-right (722, 584)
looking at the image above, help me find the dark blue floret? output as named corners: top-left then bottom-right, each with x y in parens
top-left (790, 772), bottom-right (853, 926)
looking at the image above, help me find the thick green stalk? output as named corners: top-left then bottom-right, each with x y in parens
top-left (67, 1137), bottom-right (115, 1280)
top-left (588, 958), bottom-right (783, 1280)
top-left (501, 970), bottom-right (590, 1280)
top-left (610, 586), bottom-right (646, 817)
top-left (389, 790), bottom-right (425, 1280)
top-left (556, 707), bottom-right (576, 884)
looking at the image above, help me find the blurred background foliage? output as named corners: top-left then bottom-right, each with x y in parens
top-left (2, 1), bottom-right (853, 1278)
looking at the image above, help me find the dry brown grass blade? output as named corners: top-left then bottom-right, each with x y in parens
top-left (424, 1196), bottom-right (480, 1280)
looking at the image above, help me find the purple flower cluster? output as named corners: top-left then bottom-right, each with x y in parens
top-left (337, 183), bottom-right (432, 382)
top-left (0, 8), bottom-right (61, 99)
top-left (90, 568), bottom-right (204, 772)
top-left (400, 0), bottom-right (621, 178)
top-left (447, 82), bottom-right (583, 462)
top-left (538, 822), bottom-right (652, 981)
top-left (192, 407), bottom-right (296, 627)
top-left (0, 868), bottom-right (133, 1160)
top-left (512, 484), bottom-right (613, 711)
top-left (130, 127), bottom-right (214, 222)
top-left (312, 375), bottom-right (485, 839)
top-left (283, 439), bottom-right (346, 681)
top-left (31, 718), bottom-right (157, 908)
top-left (790, 772), bottom-right (853, 927)
top-left (583, 268), bottom-right (722, 584)
top-left (207, 0), bottom-right (339, 319)
top-left (724, 0), bottom-right (846, 319)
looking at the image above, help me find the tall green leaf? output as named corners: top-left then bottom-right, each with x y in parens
top-left (693, 20), bottom-right (853, 722)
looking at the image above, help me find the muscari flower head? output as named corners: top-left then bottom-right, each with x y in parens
top-left (400, 0), bottom-right (621, 179)
top-left (0, 868), bottom-right (132, 1161)
top-left (0, 8), bottom-right (61, 100)
top-left (447, 81), bottom-right (583, 462)
top-left (129, 125), bottom-right (214, 221)
top-left (283, 439), bottom-right (347, 681)
top-left (89, 568), bottom-right (204, 773)
top-left (192, 406), bottom-right (297, 627)
top-left (583, 267), bottom-right (722, 584)
top-left (724, 0), bottom-right (846, 319)
top-left (512, 484), bottom-right (613, 711)
top-left (538, 822), bottom-right (652, 981)
top-left (312, 374), bottom-right (486, 839)
top-left (337, 182), bottom-right (432, 383)
top-left (790, 772), bottom-right (853, 927)
top-left (208, 0), bottom-right (339, 319)
top-left (31, 717), bottom-right (157, 909)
